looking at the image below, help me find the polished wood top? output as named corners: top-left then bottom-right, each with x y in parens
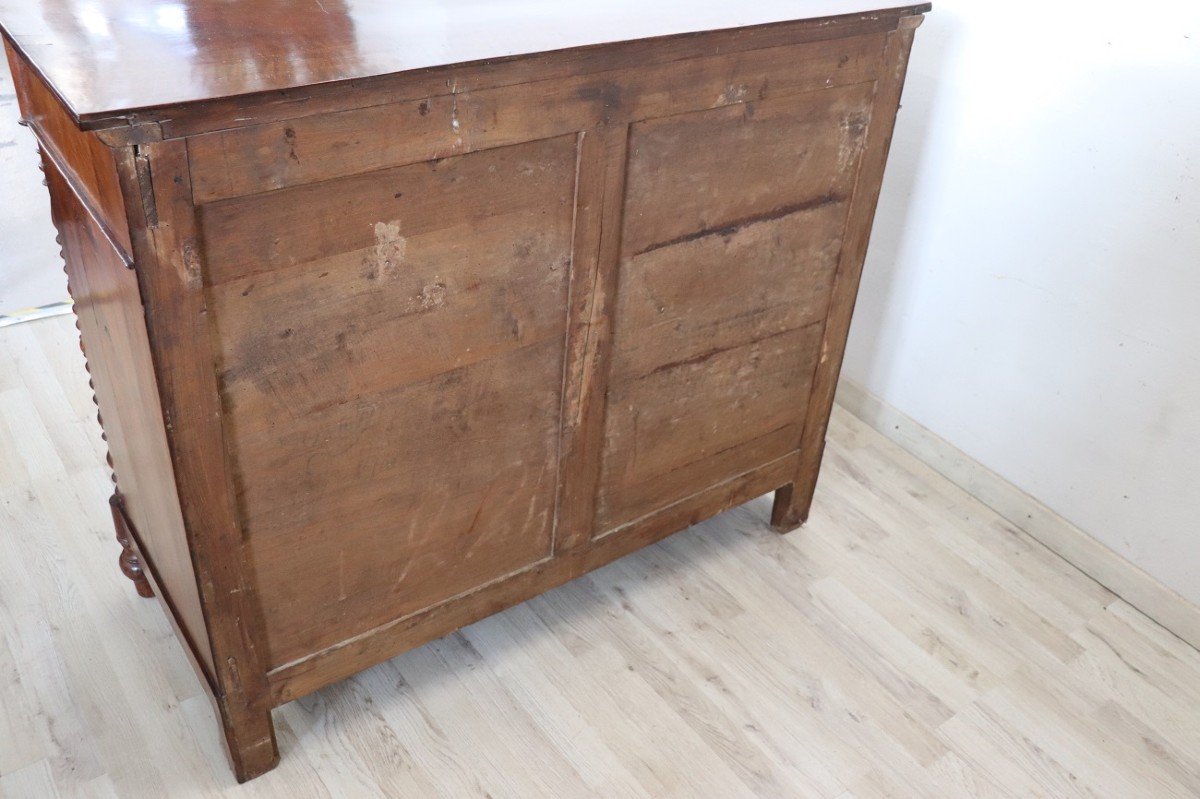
top-left (0, 0), bottom-right (927, 127)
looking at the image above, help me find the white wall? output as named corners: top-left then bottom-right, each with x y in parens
top-left (846, 1), bottom-right (1200, 604)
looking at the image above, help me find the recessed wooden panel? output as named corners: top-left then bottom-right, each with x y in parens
top-left (595, 84), bottom-right (875, 533)
top-left (611, 204), bottom-right (848, 381)
top-left (621, 82), bottom-right (874, 256)
top-left (202, 139), bottom-right (576, 429)
top-left (599, 324), bottom-right (823, 531)
top-left (203, 136), bottom-right (578, 667)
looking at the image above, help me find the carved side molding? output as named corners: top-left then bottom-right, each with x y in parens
top-left (46, 146), bottom-right (152, 599)
top-left (110, 492), bottom-right (154, 598)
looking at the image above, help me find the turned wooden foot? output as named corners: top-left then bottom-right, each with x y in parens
top-left (770, 483), bottom-right (812, 533)
top-left (110, 493), bottom-right (154, 598)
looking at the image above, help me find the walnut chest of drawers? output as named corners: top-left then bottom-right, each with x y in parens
top-left (1, 0), bottom-right (926, 780)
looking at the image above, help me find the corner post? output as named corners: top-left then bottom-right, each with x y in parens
top-left (111, 135), bottom-right (279, 781)
top-left (773, 13), bottom-right (923, 533)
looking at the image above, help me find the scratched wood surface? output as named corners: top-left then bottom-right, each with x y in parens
top-left (595, 85), bottom-right (870, 532)
top-left (6, 315), bottom-right (1200, 797)
top-left (4, 5), bottom-right (934, 782)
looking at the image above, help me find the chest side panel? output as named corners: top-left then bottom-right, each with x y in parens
top-left (9, 34), bottom-right (217, 679)
top-left (199, 136), bottom-right (577, 668)
top-left (40, 150), bottom-right (216, 676)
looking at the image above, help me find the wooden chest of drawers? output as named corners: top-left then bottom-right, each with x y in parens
top-left (1, 0), bottom-right (926, 780)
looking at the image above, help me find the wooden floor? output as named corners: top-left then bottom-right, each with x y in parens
top-left (3, 315), bottom-right (1199, 798)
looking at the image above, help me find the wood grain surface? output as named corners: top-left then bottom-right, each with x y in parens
top-left (596, 83), bottom-right (872, 532)
top-left (205, 136), bottom-right (577, 668)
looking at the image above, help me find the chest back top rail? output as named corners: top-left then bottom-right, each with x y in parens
top-left (1, 0), bottom-right (927, 780)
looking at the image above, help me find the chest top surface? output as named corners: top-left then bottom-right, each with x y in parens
top-left (1, 0), bottom-right (926, 127)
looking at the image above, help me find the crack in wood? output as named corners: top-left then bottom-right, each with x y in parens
top-left (634, 193), bottom-right (844, 257)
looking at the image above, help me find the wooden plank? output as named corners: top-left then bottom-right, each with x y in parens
top-left (554, 125), bottom-right (631, 553)
top-left (148, 13), bottom-right (913, 138)
top-left (597, 324), bottom-right (822, 531)
top-left (620, 81), bottom-right (874, 256)
top-left (611, 203), bottom-right (846, 381)
top-left (198, 135), bottom-right (577, 285)
top-left (187, 34), bottom-right (884, 204)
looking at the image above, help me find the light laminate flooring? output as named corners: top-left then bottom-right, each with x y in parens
top-left (2, 315), bottom-right (1199, 798)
